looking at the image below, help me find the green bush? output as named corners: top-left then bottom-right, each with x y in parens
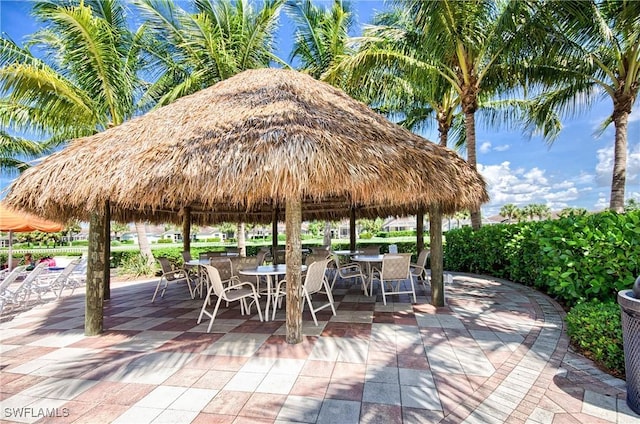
top-left (444, 210), bottom-right (640, 306)
top-left (565, 301), bottom-right (625, 376)
top-left (157, 238), bottom-right (173, 244)
top-left (359, 232), bottom-right (373, 239)
top-left (118, 253), bottom-right (154, 277)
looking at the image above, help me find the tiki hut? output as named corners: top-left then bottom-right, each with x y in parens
top-left (5, 68), bottom-right (488, 343)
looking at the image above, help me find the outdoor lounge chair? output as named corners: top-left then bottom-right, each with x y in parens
top-left (1, 262), bottom-right (48, 313)
top-left (372, 253), bottom-right (416, 305)
top-left (272, 258), bottom-right (335, 325)
top-left (197, 264), bottom-right (262, 333)
top-left (33, 258), bottom-right (81, 299)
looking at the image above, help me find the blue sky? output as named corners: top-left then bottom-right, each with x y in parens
top-left (1, 0), bottom-right (639, 217)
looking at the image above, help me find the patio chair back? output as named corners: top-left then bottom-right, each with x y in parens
top-left (209, 258), bottom-right (234, 283)
top-left (202, 265), bottom-right (228, 300)
top-left (158, 258), bottom-right (181, 281)
top-left (182, 251), bottom-right (193, 262)
top-left (415, 249), bottom-right (430, 269)
top-left (376, 254), bottom-right (415, 305)
top-left (304, 259), bottom-right (331, 295)
top-left (256, 248), bottom-right (269, 266)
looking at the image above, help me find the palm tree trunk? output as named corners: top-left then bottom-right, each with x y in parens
top-left (465, 111), bottom-right (482, 229)
top-left (610, 106), bottom-right (629, 213)
top-left (323, 221), bottom-right (332, 248)
top-left (135, 222), bottom-right (154, 267)
top-left (237, 222), bottom-right (246, 257)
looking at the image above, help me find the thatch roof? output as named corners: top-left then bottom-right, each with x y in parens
top-left (4, 68), bottom-right (488, 224)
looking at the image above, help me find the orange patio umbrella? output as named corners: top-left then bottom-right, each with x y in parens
top-left (0, 202), bottom-right (64, 270)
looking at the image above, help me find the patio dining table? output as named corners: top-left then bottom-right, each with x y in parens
top-left (239, 264), bottom-right (307, 321)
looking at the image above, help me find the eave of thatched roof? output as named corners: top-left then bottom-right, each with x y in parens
top-left (4, 68), bottom-right (488, 224)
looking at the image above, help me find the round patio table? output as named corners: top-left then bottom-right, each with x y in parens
top-left (239, 264), bottom-right (307, 321)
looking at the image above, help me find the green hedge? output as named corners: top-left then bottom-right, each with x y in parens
top-left (444, 210), bottom-right (640, 306)
top-left (565, 301), bottom-right (624, 376)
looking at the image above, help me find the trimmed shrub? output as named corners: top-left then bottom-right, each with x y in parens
top-left (565, 301), bottom-right (625, 377)
top-left (444, 210), bottom-right (640, 306)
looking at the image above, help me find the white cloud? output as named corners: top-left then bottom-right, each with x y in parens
top-left (594, 193), bottom-right (608, 210)
top-left (629, 108), bottom-right (640, 123)
top-left (595, 143), bottom-right (640, 187)
top-left (573, 172), bottom-right (595, 185)
top-left (479, 141), bottom-right (510, 154)
top-left (480, 142), bottom-right (492, 154)
top-left (477, 162), bottom-right (582, 214)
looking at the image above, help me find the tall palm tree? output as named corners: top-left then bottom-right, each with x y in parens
top-left (397, 0), bottom-right (555, 229)
top-left (0, 0), bottom-right (156, 266)
top-left (535, 1), bottom-right (640, 212)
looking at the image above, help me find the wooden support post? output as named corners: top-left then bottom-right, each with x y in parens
top-left (86, 206), bottom-right (107, 336)
top-left (349, 207), bottom-right (356, 251)
top-left (429, 206), bottom-right (445, 307)
top-left (272, 206), bottom-right (279, 264)
top-left (182, 206), bottom-right (191, 253)
top-left (416, 207), bottom-right (425, 253)
top-left (103, 201), bottom-right (111, 300)
top-left (285, 197), bottom-right (303, 344)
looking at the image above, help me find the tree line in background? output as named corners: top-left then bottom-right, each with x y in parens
top-left (0, 0), bottom-right (638, 242)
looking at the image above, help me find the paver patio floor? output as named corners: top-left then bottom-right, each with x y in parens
top-left (0, 272), bottom-right (637, 423)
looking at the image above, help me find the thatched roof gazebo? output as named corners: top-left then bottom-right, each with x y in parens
top-left (5, 68), bottom-right (488, 343)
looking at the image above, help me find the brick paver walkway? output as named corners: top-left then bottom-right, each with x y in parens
top-left (0, 273), bottom-right (637, 423)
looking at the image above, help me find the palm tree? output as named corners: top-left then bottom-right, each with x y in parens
top-left (535, 1), bottom-right (640, 212)
top-left (285, 0), bottom-right (354, 83)
top-left (521, 204), bottom-right (536, 221)
top-left (134, 0), bottom-right (283, 107)
top-left (532, 203), bottom-right (550, 221)
top-left (0, 0), bottom-right (156, 266)
top-left (397, 0), bottom-right (556, 229)
top-left (499, 203), bottom-right (520, 223)
top-left (0, 132), bottom-right (47, 175)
